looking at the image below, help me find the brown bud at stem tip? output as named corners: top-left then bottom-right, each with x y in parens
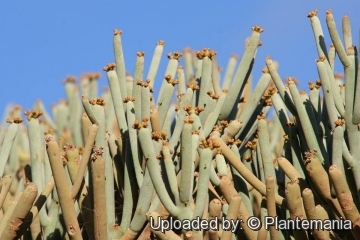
top-left (334, 118), bottom-right (345, 127)
top-left (307, 10), bottom-right (318, 18)
top-left (44, 128), bottom-right (54, 136)
top-left (304, 149), bottom-right (317, 162)
top-left (89, 98), bottom-right (105, 106)
top-left (151, 131), bottom-right (167, 140)
top-left (316, 56), bottom-right (326, 62)
top-left (114, 29), bottom-right (123, 35)
top-left (123, 97), bottom-right (136, 103)
top-left (157, 40), bottom-right (165, 46)
top-left (256, 114), bottom-right (266, 120)
top-left (91, 146), bottom-right (104, 161)
top-left (63, 76), bottom-right (77, 84)
top-left (252, 26), bottom-right (264, 33)
top-left (187, 83), bottom-right (200, 90)
top-left (24, 110), bottom-right (43, 120)
top-left (6, 117), bottom-right (23, 124)
top-left (136, 52), bottom-right (145, 57)
top-left (222, 89), bottom-right (229, 93)
top-left (103, 63), bottom-right (116, 72)
top-left (262, 67), bottom-right (269, 74)
top-left (167, 52), bottom-right (183, 61)
top-left (184, 117), bottom-right (194, 124)
top-left (285, 77), bottom-right (298, 85)
top-left (196, 48), bottom-right (217, 59)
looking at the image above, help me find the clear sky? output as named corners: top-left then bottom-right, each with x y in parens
top-left (0, 1), bottom-right (359, 118)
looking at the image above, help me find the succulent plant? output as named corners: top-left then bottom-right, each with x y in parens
top-left (0, 9), bottom-right (360, 240)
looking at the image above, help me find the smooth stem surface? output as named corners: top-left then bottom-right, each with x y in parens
top-left (138, 127), bottom-right (179, 217)
top-left (219, 27), bottom-right (261, 120)
top-left (71, 124), bottom-right (98, 198)
top-left (193, 147), bottom-right (212, 218)
top-left (179, 122), bottom-right (194, 203)
top-left (92, 154), bottom-right (108, 240)
top-left (0, 123), bottom-right (19, 176)
top-left (113, 30), bottom-right (127, 101)
top-left (0, 176), bottom-right (12, 209)
top-left (47, 139), bottom-right (82, 240)
top-left (212, 135), bottom-right (287, 208)
top-left (1, 183), bottom-right (38, 240)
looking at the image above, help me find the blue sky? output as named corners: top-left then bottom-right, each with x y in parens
top-left (0, 1), bottom-right (359, 118)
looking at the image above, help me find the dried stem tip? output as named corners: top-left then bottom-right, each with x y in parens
top-left (167, 52), bottom-right (183, 61)
top-left (151, 131), bottom-right (167, 141)
top-left (192, 129), bottom-right (200, 135)
top-left (261, 94), bottom-right (272, 106)
top-left (316, 56), bottom-right (326, 62)
top-left (6, 117), bottom-right (23, 124)
top-left (212, 125), bottom-right (222, 133)
top-left (256, 113), bottom-right (266, 120)
top-left (219, 120), bottom-right (228, 127)
top-left (103, 63), bottom-right (116, 72)
top-left (123, 97), bottom-right (136, 103)
top-left (245, 140), bottom-right (256, 150)
top-left (304, 149), bottom-right (317, 163)
top-left (283, 135), bottom-right (289, 142)
top-left (308, 81), bottom-right (321, 90)
top-left (138, 79), bottom-right (151, 87)
top-left (89, 98), bottom-right (106, 106)
top-left (184, 117), bottom-right (194, 124)
top-left (132, 118), bottom-right (149, 129)
top-left (63, 143), bottom-right (75, 151)
top-left (63, 75), bottom-right (77, 84)
top-left (262, 67), bottom-right (269, 74)
top-left (44, 128), bottom-right (54, 136)
top-left (136, 51), bottom-right (145, 57)
top-left (207, 91), bottom-right (220, 99)
top-left (326, 9), bottom-right (333, 15)
top-left (252, 25), bottom-right (264, 33)
top-left (183, 105), bottom-right (204, 115)
top-left (199, 138), bottom-right (221, 149)
top-left (334, 118), bottom-right (345, 127)
top-left (267, 87), bottom-right (278, 95)
top-left (91, 146), bottom-right (104, 161)
top-left (163, 75), bottom-right (179, 85)
top-left (157, 40), bottom-right (165, 46)
top-left (24, 110), bottom-right (43, 120)
top-left (45, 135), bottom-right (54, 145)
top-left (187, 83), bottom-right (200, 90)
top-left (285, 77), bottom-right (298, 85)
top-left (114, 29), bottom-right (123, 35)
top-left (244, 155), bottom-right (251, 162)
top-left (227, 138), bottom-right (242, 146)
top-left (196, 48), bottom-right (217, 59)
top-left (307, 10), bottom-right (318, 18)
top-left (81, 72), bottom-right (101, 80)
top-left (286, 121), bottom-right (296, 127)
